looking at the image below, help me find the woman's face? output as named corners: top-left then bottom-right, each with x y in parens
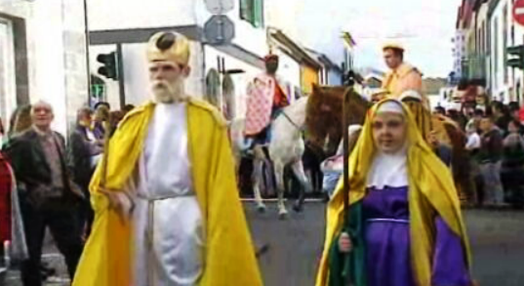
top-left (372, 112), bottom-right (407, 154)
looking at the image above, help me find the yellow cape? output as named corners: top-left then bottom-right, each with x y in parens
top-left (382, 63), bottom-right (420, 94)
top-left (315, 99), bottom-right (471, 286)
top-left (73, 98), bottom-right (263, 286)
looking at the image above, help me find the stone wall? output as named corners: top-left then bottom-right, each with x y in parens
top-left (0, 0), bottom-right (88, 135)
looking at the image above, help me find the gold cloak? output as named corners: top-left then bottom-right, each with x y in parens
top-left (315, 99), bottom-right (471, 286)
top-left (73, 98), bottom-right (263, 286)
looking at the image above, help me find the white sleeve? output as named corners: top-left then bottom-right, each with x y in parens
top-left (465, 135), bottom-right (475, 149)
top-left (466, 134), bottom-right (480, 149)
top-left (472, 134), bottom-right (481, 148)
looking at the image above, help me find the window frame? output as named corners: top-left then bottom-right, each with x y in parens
top-left (0, 18), bottom-right (17, 129)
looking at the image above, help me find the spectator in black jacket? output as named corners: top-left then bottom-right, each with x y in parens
top-left (67, 107), bottom-right (103, 238)
top-left (4, 101), bottom-right (84, 286)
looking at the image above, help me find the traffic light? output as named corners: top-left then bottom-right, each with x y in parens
top-left (97, 52), bottom-right (118, 80)
top-left (507, 45), bottom-right (524, 69)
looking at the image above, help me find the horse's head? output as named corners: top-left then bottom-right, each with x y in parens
top-left (306, 84), bottom-right (370, 156)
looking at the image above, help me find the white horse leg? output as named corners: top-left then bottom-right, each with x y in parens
top-left (291, 160), bottom-right (311, 212)
top-left (252, 146), bottom-right (267, 212)
top-left (273, 161), bottom-right (288, 219)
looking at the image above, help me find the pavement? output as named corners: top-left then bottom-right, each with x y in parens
top-left (249, 203), bottom-right (524, 286)
top-left (4, 202), bottom-right (524, 286)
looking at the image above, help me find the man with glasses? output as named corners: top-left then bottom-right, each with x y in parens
top-left (4, 101), bottom-right (84, 286)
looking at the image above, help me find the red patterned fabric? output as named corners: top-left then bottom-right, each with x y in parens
top-left (273, 83), bottom-right (289, 108)
top-left (0, 153), bottom-right (13, 243)
top-left (245, 74), bottom-right (276, 136)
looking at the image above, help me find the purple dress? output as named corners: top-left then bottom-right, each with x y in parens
top-left (362, 186), bottom-right (471, 286)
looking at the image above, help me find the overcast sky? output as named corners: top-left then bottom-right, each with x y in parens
top-left (297, 0), bottom-right (461, 77)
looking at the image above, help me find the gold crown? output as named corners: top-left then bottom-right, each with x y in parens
top-left (146, 31), bottom-right (190, 66)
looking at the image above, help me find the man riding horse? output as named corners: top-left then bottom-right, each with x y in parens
top-left (244, 54), bottom-right (290, 210)
top-left (381, 43), bottom-right (424, 100)
top-left (245, 54), bottom-right (290, 146)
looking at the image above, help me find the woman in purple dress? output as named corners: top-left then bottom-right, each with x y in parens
top-left (316, 99), bottom-right (473, 286)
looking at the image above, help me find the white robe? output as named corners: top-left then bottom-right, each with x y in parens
top-left (132, 102), bottom-right (205, 286)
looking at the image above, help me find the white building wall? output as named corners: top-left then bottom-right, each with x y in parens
top-left (491, 1), bottom-right (502, 101)
top-left (0, 0), bottom-right (88, 136)
top-left (265, 0), bottom-right (302, 39)
top-left (490, 0), bottom-right (513, 103)
top-left (88, 0), bottom-right (197, 31)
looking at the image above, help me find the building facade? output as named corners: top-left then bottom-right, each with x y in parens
top-left (456, 0), bottom-right (524, 103)
top-left (0, 0), bottom-right (88, 135)
top-left (87, 0), bottom-right (328, 120)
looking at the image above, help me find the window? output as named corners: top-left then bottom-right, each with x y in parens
top-left (0, 18), bottom-right (16, 130)
top-left (240, 0), bottom-right (264, 28)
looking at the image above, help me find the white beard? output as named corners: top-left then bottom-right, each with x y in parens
top-left (151, 80), bottom-right (186, 104)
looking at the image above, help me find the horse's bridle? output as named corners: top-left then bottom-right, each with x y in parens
top-left (281, 111), bottom-right (303, 132)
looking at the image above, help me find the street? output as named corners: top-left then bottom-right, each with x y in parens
top-left (250, 203), bottom-right (524, 286)
top-left (5, 203), bottom-right (524, 286)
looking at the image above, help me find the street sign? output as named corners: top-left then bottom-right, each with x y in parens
top-left (204, 15), bottom-right (235, 45)
top-left (513, 0), bottom-right (524, 26)
top-left (205, 0), bottom-right (234, 15)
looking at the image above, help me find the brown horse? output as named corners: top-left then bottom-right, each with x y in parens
top-left (306, 84), bottom-right (371, 157)
top-left (305, 85), bottom-right (471, 200)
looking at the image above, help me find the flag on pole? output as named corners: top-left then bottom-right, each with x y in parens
top-left (342, 32), bottom-right (357, 48)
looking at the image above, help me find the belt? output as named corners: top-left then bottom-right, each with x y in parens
top-left (366, 218), bottom-right (409, 224)
top-left (142, 187), bottom-right (193, 285)
top-left (137, 188), bottom-right (193, 201)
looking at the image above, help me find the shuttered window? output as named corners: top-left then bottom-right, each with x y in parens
top-left (239, 0), bottom-right (264, 28)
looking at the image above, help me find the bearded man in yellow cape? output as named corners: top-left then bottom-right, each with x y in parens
top-left (315, 99), bottom-right (473, 286)
top-left (72, 31), bottom-right (262, 286)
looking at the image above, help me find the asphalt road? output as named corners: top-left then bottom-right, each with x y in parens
top-left (249, 203), bottom-right (524, 286)
top-left (5, 203), bottom-right (524, 286)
